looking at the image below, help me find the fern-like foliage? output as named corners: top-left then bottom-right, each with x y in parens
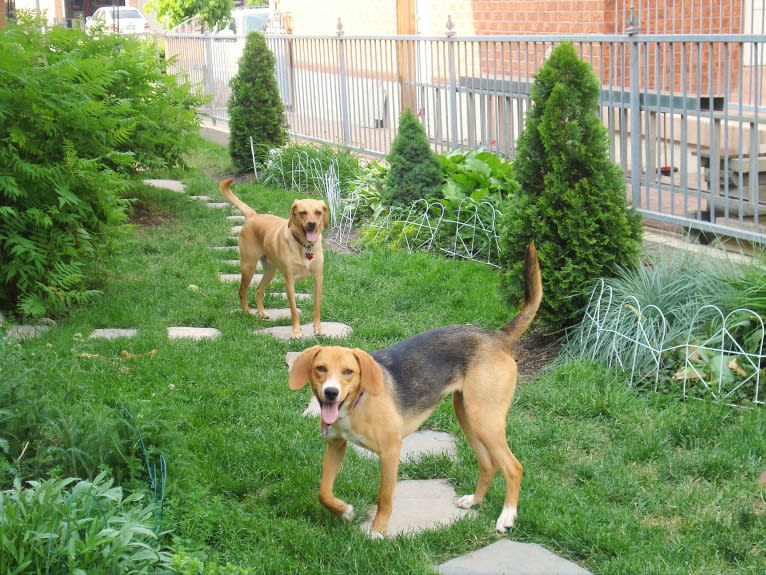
top-left (0, 19), bottom-right (205, 318)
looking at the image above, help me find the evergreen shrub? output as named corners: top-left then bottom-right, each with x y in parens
top-left (499, 42), bottom-right (643, 328)
top-left (382, 108), bottom-right (442, 207)
top-left (228, 31), bottom-right (288, 173)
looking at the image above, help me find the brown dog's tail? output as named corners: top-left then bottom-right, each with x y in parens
top-left (220, 177), bottom-right (256, 218)
top-left (499, 241), bottom-right (543, 350)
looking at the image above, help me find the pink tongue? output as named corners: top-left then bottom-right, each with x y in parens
top-left (306, 230), bottom-right (318, 243)
top-left (321, 402), bottom-right (339, 426)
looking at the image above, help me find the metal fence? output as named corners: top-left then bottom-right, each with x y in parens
top-left (165, 24), bottom-right (766, 244)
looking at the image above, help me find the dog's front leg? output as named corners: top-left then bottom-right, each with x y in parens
top-left (283, 276), bottom-right (302, 338)
top-left (318, 439), bottom-right (354, 520)
top-left (312, 271), bottom-right (323, 336)
top-left (370, 443), bottom-right (401, 536)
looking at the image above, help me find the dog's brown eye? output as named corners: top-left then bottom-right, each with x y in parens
top-left (315, 365), bottom-right (328, 373)
top-left (342, 369), bottom-right (353, 377)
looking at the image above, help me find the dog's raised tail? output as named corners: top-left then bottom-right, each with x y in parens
top-left (499, 241), bottom-right (543, 349)
top-left (219, 177), bottom-right (256, 217)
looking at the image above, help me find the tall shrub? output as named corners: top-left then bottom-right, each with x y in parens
top-left (499, 42), bottom-right (643, 328)
top-left (382, 108), bottom-right (442, 207)
top-left (228, 31), bottom-right (288, 173)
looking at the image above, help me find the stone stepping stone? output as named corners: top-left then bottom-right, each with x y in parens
top-left (89, 328), bottom-right (138, 339)
top-left (227, 215), bottom-right (245, 221)
top-left (213, 246), bottom-right (239, 252)
top-left (206, 202), bottom-right (231, 209)
top-left (254, 321), bottom-right (351, 340)
top-left (4, 324), bottom-right (51, 341)
top-left (351, 430), bottom-right (457, 462)
top-left (189, 195), bottom-right (212, 202)
top-left (361, 479), bottom-right (476, 537)
top-left (167, 327), bottom-right (221, 340)
top-left (230, 225), bottom-right (243, 235)
top-left (273, 292), bottom-right (311, 301)
top-left (143, 179), bottom-right (185, 193)
top-left (250, 308), bottom-right (297, 320)
top-left (219, 273), bottom-right (262, 284)
top-left (437, 540), bottom-right (592, 575)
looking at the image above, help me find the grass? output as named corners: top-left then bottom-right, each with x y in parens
top-left (3, 137), bottom-right (766, 574)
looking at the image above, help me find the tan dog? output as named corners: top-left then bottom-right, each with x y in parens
top-left (220, 178), bottom-right (328, 338)
top-left (288, 242), bottom-right (542, 536)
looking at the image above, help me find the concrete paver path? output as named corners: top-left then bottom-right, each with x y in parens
top-left (437, 540), bottom-right (592, 575)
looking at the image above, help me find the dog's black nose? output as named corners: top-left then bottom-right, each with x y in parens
top-left (307, 222), bottom-right (317, 231)
top-left (324, 387), bottom-right (339, 402)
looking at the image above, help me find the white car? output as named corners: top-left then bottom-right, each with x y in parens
top-left (86, 6), bottom-right (152, 36)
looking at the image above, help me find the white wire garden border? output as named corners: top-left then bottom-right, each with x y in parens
top-left (263, 147), bottom-right (503, 265)
top-left (570, 279), bottom-right (766, 408)
top-left (358, 197), bottom-right (502, 266)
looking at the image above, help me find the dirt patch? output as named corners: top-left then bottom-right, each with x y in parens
top-left (127, 201), bottom-right (176, 227)
top-left (514, 330), bottom-right (562, 378)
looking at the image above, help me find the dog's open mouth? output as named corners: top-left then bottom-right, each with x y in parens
top-left (305, 228), bottom-right (319, 243)
top-left (320, 400), bottom-right (342, 426)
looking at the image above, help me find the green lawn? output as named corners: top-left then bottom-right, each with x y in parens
top-left (3, 139), bottom-right (766, 574)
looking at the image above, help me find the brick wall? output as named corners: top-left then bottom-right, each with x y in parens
top-left (470, 0), bottom-right (612, 35)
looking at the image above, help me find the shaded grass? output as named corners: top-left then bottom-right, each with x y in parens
top-left (3, 140), bottom-right (766, 574)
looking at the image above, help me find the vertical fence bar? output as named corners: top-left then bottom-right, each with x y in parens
top-left (446, 16), bottom-right (458, 151)
top-left (336, 19), bottom-right (351, 147)
top-left (627, 9), bottom-right (642, 209)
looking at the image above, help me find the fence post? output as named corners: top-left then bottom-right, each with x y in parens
top-left (627, 8), bottom-right (641, 209)
top-left (336, 18), bottom-right (351, 146)
top-left (446, 15), bottom-right (459, 151)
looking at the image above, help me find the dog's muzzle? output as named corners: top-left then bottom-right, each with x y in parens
top-left (305, 222), bottom-right (319, 243)
top-left (320, 386), bottom-right (341, 426)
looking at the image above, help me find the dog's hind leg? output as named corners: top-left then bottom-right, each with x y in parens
top-left (478, 426), bottom-right (522, 533)
top-left (283, 275), bottom-right (303, 338)
top-left (453, 392), bottom-right (497, 510)
top-left (254, 262), bottom-right (277, 320)
top-left (238, 263), bottom-right (258, 314)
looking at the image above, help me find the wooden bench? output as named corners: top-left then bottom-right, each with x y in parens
top-left (695, 147), bottom-right (766, 217)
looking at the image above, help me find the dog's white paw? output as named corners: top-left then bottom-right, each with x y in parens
top-left (456, 494), bottom-right (477, 509)
top-left (302, 396), bottom-right (320, 417)
top-left (495, 505), bottom-right (517, 533)
top-left (341, 505), bottom-right (355, 521)
top-left (363, 526), bottom-right (385, 539)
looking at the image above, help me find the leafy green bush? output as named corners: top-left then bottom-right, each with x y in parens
top-left (439, 149), bottom-right (519, 208)
top-left (0, 20), bottom-right (204, 318)
top-left (0, 472), bottom-right (169, 574)
top-left (499, 42), bottom-right (643, 328)
top-left (228, 32), bottom-right (288, 173)
top-left (382, 108), bottom-right (442, 207)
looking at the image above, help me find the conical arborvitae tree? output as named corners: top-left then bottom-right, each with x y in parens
top-left (382, 108), bottom-right (442, 207)
top-left (499, 42), bottom-right (643, 328)
top-left (228, 31), bottom-right (287, 173)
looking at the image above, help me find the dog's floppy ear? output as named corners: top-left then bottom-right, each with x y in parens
top-left (352, 348), bottom-right (384, 396)
top-left (288, 345), bottom-right (321, 390)
top-left (321, 203), bottom-right (330, 230)
top-left (288, 200), bottom-right (299, 230)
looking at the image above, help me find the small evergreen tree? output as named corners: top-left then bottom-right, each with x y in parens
top-left (228, 31), bottom-right (287, 173)
top-left (382, 108), bottom-right (442, 207)
top-left (499, 42), bottom-right (643, 328)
